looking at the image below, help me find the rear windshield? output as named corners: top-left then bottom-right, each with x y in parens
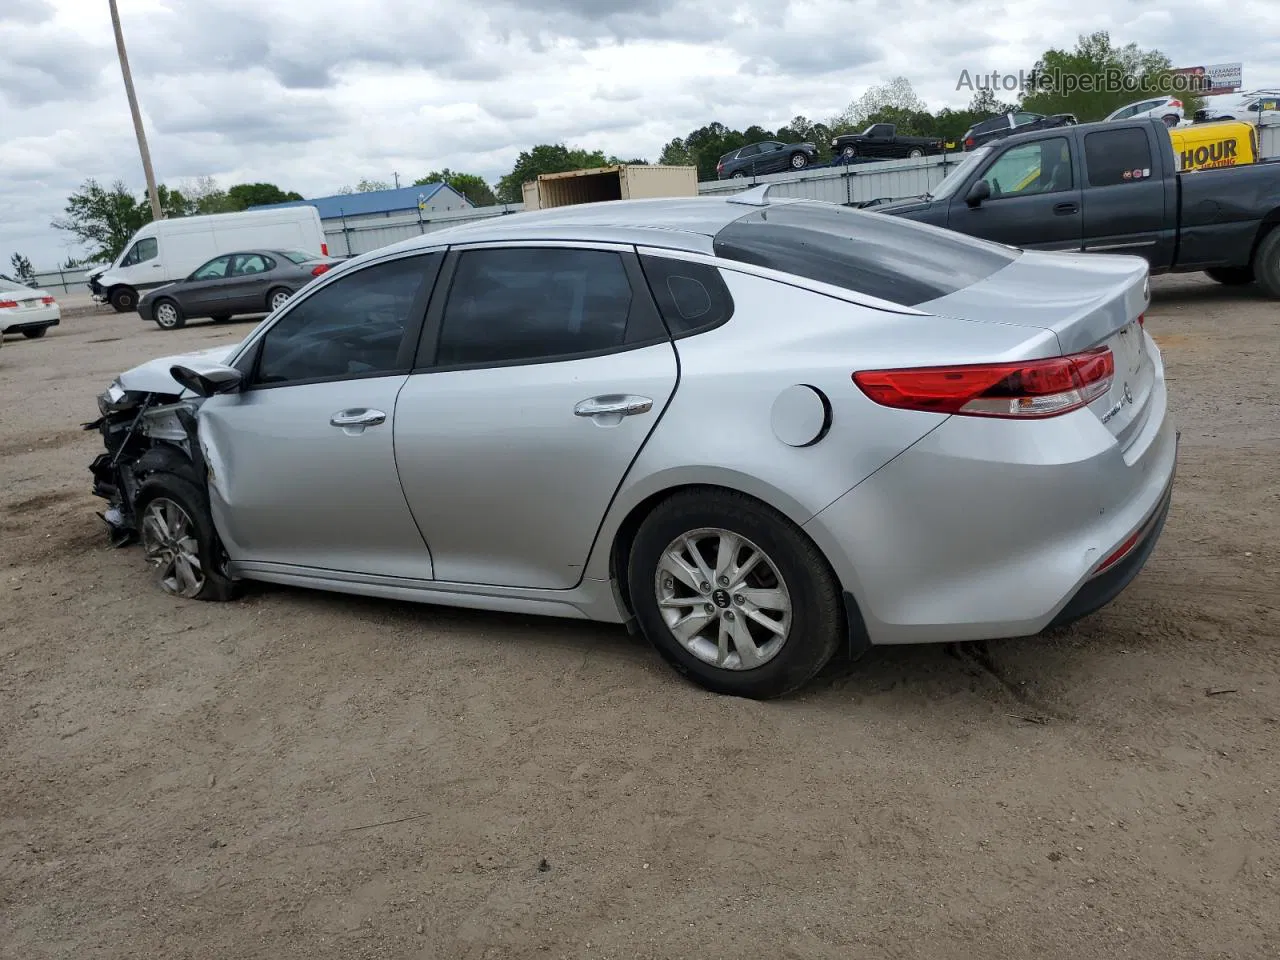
top-left (278, 250), bottom-right (315, 264)
top-left (0, 276), bottom-right (32, 292)
top-left (711, 203), bottom-right (1020, 306)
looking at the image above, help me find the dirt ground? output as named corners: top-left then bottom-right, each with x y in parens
top-left (2, 276), bottom-right (1278, 960)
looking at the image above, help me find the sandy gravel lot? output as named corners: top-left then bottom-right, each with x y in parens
top-left (2, 276), bottom-right (1278, 960)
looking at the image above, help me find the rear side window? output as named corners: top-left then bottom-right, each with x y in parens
top-left (1084, 128), bottom-right (1153, 186)
top-left (638, 255), bottom-right (734, 337)
top-left (711, 203), bottom-right (1019, 307)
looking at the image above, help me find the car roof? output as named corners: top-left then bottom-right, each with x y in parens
top-left (368, 195), bottom-right (769, 257)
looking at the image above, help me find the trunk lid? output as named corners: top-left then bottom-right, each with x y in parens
top-left (919, 249), bottom-right (1154, 446)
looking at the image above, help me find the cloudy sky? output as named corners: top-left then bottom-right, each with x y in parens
top-left (2, 0), bottom-right (1278, 269)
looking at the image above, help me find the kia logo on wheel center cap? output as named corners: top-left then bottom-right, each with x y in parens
top-left (712, 589), bottom-right (732, 609)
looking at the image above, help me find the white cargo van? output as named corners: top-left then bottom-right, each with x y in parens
top-left (86, 206), bottom-right (327, 312)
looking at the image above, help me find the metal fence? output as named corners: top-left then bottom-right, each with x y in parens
top-left (27, 265), bottom-right (106, 296)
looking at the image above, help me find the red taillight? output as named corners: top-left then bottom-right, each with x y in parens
top-left (965, 136), bottom-right (974, 147)
top-left (853, 347), bottom-right (1115, 419)
top-left (0, 300), bottom-right (18, 308)
top-left (320, 242), bottom-right (329, 256)
top-left (1169, 99), bottom-right (1182, 108)
top-left (41, 296), bottom-right (55, 305)
top-left (310, 263), bottom-right (331, 276)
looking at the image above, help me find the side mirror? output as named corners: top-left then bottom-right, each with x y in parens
top-left (965, 179), bottom-right (991, 208)
top-left (170, 363), bottom-right (243, 398)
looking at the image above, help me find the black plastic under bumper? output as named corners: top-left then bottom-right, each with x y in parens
top-left (1045, 472), bottom-right (1175, 631)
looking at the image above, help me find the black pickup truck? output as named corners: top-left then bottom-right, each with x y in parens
top-left (873, 117), bottom-right (1280, 296)
top-left (831, 123), bottom-right (943, 160)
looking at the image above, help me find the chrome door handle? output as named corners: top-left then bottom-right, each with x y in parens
top-left (330, 408), bottom-right (386, 427)
top-left (574, 395), bottom-right (653, 418)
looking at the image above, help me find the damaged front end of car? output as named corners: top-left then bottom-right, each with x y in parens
top-left (83, 381), bottom-right (209, 546)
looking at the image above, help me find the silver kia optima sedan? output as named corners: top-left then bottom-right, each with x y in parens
top-left (87, 191), bottom-right (1177, 699)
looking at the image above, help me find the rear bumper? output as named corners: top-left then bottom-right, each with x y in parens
top-left (1, 307), bottom-right (60, 332)
top-left (803, 344), bottom-right (1178, 645)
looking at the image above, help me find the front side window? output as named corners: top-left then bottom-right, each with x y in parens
top-left (1084, 128), bottom-right (1154, 186)
top-left (435, 247), bottom-right (635, 367)
top-left (981, 137), bottom-right (1074, 197)
top-left (191, 256), bottom-right (233, 280)
top-left (253, 253), bottom-right (439, 386)
top-left (712, 203), bottom-right (1019, 307)
top-left (121, 237), bottom-right (158, 267)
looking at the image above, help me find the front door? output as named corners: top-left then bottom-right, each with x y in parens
top-left (182, 255), bottom-right (241, 314)
top-left (393, 244), bottom-right (678, 590)
top-left (198, 251), bottom-right (443, 578)
top-left (947, 135), bottom-right (1084, 251)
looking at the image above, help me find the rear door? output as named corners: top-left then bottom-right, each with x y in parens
top-left (393, 243), bottom-right (678, 589)
top-left (227, 253), bottom-right (277, 313)
top-left (945, 134), bottom-right (1084, 250)
top-left (1079, 125), bottom-right (1175, 266)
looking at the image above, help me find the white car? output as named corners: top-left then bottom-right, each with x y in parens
top-left (1104, 96), bottom-right (1184, 127)
top-left (1193, 90), bottom-right (1280, 124)
top-left (0, 275), bottom-right (61, 339)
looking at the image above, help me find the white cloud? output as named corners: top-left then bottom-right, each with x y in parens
top-left (2, 0), bottom-right (1277, 266)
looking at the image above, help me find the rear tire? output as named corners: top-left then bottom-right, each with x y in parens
top-left (21, 327), bottom-right (47, 339)
top-left (109, 287), bottom-right (138, 313)
top-left (908, 147), bottom-right (924, 158)
top-left (210, 313), bottom-right (233, 323)
top-left (1252, 229), bottom-right (1280, 299)
top-left (267, 287), bottom-right (293, 312)
top-left (153, 298), bottom-right (185, 330)
top-left (731, 171), bottom-right (746, 180)
top-left (1205, 266), bottom-right (1255, 286)
top-left (135, 473), bottom-right (236, 602)
top-left (1161, 114), bottom-right (1180, 128)
top-left (627, 488), bottom-right (844, 699)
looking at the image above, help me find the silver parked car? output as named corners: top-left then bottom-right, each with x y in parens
top-left (136, 249), bottom-right (341, 331)
top-left (87, 192), bottom-right (1178, 699)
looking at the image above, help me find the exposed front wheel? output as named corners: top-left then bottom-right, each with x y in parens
top-left (109, 287), bottom-right (138, 312)
top-left (627, 489), bottom-right (844, 699)
top-left (136, 474), bottom-right (236, 602)
top-left (153, 298), bottom-right (185, 330)
top-left (1251, 229), bottom-right (1280, 299)
top-left (1204, 266), bottom-right (1255, 286)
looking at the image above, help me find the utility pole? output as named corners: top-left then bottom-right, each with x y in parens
top-left (108, 0), bottom-right (163, 221)
top-left (394, 171), bottom-right (401, 189)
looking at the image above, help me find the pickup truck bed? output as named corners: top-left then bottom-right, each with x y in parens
top-left (872, 117), bottom-right (1280, 298)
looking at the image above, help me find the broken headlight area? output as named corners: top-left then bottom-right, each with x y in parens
top-left (84, 388), bottom-right (204, 547)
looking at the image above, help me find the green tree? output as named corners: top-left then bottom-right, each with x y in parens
top-left (830, 76), bottom-right (926, 133)
top-left (414, 168), bottom-right (497, 207)
top-left (496, 144), bottom-right (611, 203)
top-left (8, 253), bottom-right (36, 285)
top-left (226, 182), bottom-right (305, 210)
top-left (51, 178), bottom-right (152, 262)
top-left (1019, 31), bottom-right (1180, 122)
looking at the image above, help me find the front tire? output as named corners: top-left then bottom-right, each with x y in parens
top-left (627, 489), bottom-right (843, 699)
top-left (21, 327), bottom-right (47, 339)
top-left (1252, 229), bottom-right (1280, 299)
top-left (790, 152), bottom-right (809, 169)
top-left (109, 287), bottom-right (138, 313)
top-left (136, 474), bottom-right (235, 602)
top-left (841, 145), bottom-right (857, 160)
top-left (1205, 266), bottom-right (1255, 286)
top-left (153, 298), bottom-right (185, 330)
top-left (908, 147), bottom-right (924, 158)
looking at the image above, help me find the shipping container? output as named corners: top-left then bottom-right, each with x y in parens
top-left (523, 164), bottom-right (697, 210)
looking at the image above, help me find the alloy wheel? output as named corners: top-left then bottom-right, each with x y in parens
top-left (654, 527), bottom-right (792, 670)
top-left (271, 290), bottom-right (291, 311)
top-left (140, 498), bottom-right (206, 598)
top-left (155, 302), bottom-right (179, 328)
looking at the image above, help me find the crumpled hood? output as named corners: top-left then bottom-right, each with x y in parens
top-left (116, 342), bottom-right (241, 395)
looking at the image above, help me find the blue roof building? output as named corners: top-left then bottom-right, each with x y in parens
top-left (252, 182), bottom-right (473, 221)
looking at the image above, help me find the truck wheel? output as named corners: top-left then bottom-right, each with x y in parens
top-left (109, 287), bottom-right (138, 312)
top-left (1205, 266), bottom-right (1255, 286)
top-left (841, 145), bottom-right (857, 159)
top-left (908, 147), bottom-right (925, 158)
top-left (1253, 230), bottom-right (1280, 299)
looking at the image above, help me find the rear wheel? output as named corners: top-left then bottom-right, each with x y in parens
top-left (731, 171), bottom-right (746, 180)
top-left (908, 147), bottom-right (925, 158)
top-left (153, 298), bottom-right (185, 330)
top-left (267, 287), bottom-right (293, 312)
top-left (21, 327), bottom-right (47, 339)
top-left (109, 287), bottom-right (138, 313)
top-left (627, 489), bottom-right (843, 699)
top-left (1161, 114), bottom-right (1180, 128)
top-left (210, 313), bottom-right (233, 323)
top-left (1205, 266), bottom-right (1255, 286)
top-left (136, 474), bottom-right (235, 602)
top-left (1252, 229), bottom-right (1280, 299)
